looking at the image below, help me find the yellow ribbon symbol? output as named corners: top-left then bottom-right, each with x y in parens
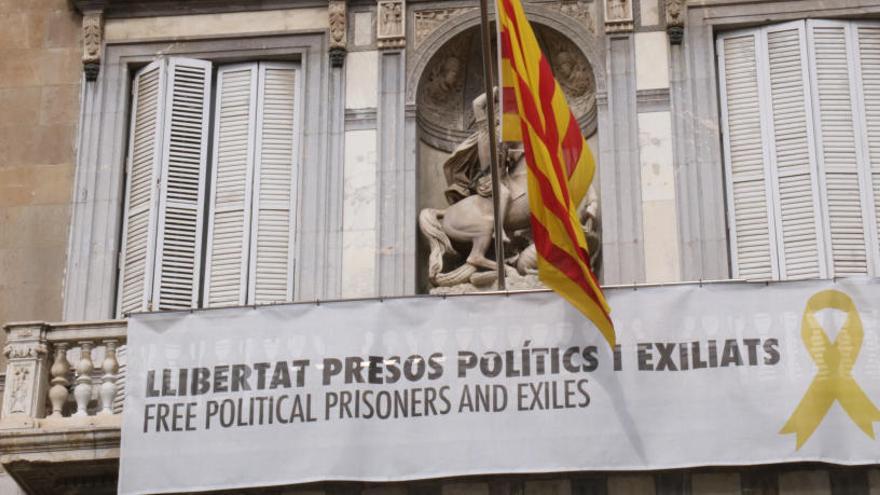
top-left (780, 289), bottom-right (880, 449)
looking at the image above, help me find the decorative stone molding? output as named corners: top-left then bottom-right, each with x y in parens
top-left (3, 342), bottom-right (48, 360)
top-left (377, 0), bottom-right (405, 49)
top-left (604, 0), bottom-right (633, 33)
top-left (666, 0), bottom-right (685, 44)
top-left (550, 0), bottom-right (596, 35)
top-left (329, 0), bottom-right (347, 67)
top-left (413, 7), bottom-right (477, 49)
top-left (82, 12), bottom-right (104, 81)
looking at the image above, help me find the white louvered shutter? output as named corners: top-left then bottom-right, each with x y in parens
top-left (204, 64), bottom-right (259, 307)
top-left (853, 22), bottom-right (880, 275)
top-left (249, 62), bottom-right (300, 304)
top-left (807, 21), bottom-right (874, 277)
top-left (718, 31), bottom-right (777, 280)
top-left (118, 61), bottom-right (165, 315)
top-left (765, 23), bottom-right (825, 279)
top-left (152, 58), bottom-right (213, 310)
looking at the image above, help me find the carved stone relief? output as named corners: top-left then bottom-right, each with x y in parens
top-left (420, 34), bottom-right (470, 130)
top-left (604, 0), bottom-right (633, 33)
top-left (8, 365), bottom-right (31, 415)
top-left (4, 342), bottom-right (48, 360)
top-left (549, 0), bottom-right (596, 36)
top-left (377, 0), bottom-right (405, 48)
top-left (329, 0), bottom-right (348, 66)
top-left (666, 0), bottom-right (685, 44)
top-left (82, 12), bottom-right (103, 81)
top-left (413, 8), bottom-right (477, 49)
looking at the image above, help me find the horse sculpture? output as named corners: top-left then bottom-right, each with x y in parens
top-left (419, 90), bottom-right (601, 290)
top-left (419, 152), bottom-right (601, 288)
top-left (420, 150), bottom-right (526, 287)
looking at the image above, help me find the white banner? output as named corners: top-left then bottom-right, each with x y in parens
top-left (119, 278), bottom-right (880, 494)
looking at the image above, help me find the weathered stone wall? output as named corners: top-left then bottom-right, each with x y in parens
top-left (0, 0), bottom-right (81, 371)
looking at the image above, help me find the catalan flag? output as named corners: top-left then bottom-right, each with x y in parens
top-left (497, 0), bottom-right (615, 346)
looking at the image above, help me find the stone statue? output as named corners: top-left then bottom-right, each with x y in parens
top-left (419, 91), bottom-right (602, 291)
top-left (441, 90), bottom-right (507, 204)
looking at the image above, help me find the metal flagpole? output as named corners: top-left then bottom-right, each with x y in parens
top-left (478, 0), bottom-right (506, 290)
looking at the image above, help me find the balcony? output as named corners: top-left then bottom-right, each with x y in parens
top-left (0, 320), bottom-right (125, 494)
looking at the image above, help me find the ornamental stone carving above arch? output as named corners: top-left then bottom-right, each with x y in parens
top-left (406, 2), bottom-right (604, 106)
top-left (413, 20), bottom-right (599, 153)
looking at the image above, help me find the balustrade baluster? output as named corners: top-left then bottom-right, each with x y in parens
top-left (48, 343), bottom-right (70, 418)
top-left (73, 342), bottom-right (94, 417)
top-left (99, 340), bottom-right (118, 415)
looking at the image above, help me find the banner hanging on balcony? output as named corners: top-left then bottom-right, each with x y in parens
top-left (119, 278), bottom-right (880, 494)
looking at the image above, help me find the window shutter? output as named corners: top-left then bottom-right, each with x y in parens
top-left (854, 23), bottom-right (880, 275)
top-left (249, 63), bottom-right (300, 304)
top-left (807, 21), bottom-right (873, 276)
top-left (718, 31), bottom-right (777, 280)
top-left (118, 61), bottom-right (165, 315)
top-left (152, 58), bottom-right (213, 310)
top-left (765, 23), bottom-right (825, 279)
top-left (204, 64), bottom-right (259, 307)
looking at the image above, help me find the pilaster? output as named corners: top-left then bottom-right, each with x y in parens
top-left (670, 15), bottom-right (729, 280)
top-left (327, 0), bottom-right (349, 298)
top-left (376, 0), bottom-right (410, 296)
top-left (599, 31), bottom-right (646, 284)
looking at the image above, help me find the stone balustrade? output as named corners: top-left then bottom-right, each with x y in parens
top-left (1, 320), bottom-right (126, 428)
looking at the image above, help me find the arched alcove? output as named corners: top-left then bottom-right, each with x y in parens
top-left (413, 20), bottom-right (601, 293)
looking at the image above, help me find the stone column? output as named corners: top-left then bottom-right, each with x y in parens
top-left (65, 0), bottom-right (119, 320)
top-left (326, 0), bottom-right (349, 298)
top-left (376, 0), bottom-right (413, 296)
top-left (599, 8), bottom-right (646, 284)
top-left (1, 323), bottom-right (49, 425)
top-left (669, 13), bottom-right (728, 280)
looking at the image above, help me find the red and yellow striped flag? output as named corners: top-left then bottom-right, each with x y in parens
top-left (497, 0), bottom-right (615, 346)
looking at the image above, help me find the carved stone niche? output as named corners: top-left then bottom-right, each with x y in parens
top-left (415, 24), bottom-right (600, 293)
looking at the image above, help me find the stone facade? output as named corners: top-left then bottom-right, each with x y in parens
top-left (1, 0), bottom-right (880, 492)
top-left (0, 0), bottom-right (81, 373)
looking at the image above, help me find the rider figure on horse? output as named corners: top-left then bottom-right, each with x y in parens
top-left (441, 90), bottom-right (522, 245)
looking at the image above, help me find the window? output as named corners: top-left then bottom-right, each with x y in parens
top-left (717, 20), bottom-right (880, 281)
top-left (117, 58), bottom-right (301, 315)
